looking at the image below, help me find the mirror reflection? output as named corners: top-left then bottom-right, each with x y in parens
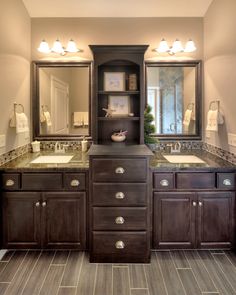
top-left (147, 63), bottom-right (200, 137)
top-left (39, 66), bottom-right (89, 136)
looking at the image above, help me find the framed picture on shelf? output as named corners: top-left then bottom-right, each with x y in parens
top-left (104, 72), bottom-right (125, 91)
top-left (109, 95), bottom-right (130, 116)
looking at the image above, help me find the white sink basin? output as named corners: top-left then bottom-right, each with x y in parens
top-left (30, 155), bottom-right (74, 164)
top-left (163, 155), bottom-right (205, 164)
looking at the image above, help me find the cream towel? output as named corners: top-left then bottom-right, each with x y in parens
top-left (15, 112), bottom-right (29, 134)
top-left (206, 110), bottom-right (224, 132)
top-left (183, 109), bottom-right (193, 127)
top-left (43, 111), bottom-right (52, 127)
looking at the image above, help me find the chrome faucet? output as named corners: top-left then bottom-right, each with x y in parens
top-left (171, 141), bottom-right (181, 153)
top-left (54, 141), bottom-right (65, 153)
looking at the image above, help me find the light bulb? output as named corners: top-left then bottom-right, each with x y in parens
top-left (157, 38), bottom-right (169, 53)
top-left (51, 39), bottom-right (64, 54)
top-left (38, 40), bottom-right (50, 53)
top-left (66, 39), bottom-right (79, 53)
top-left (171, 39), bottom-right (184, 53)
top-left (184, 39), bottom-right (196, 52)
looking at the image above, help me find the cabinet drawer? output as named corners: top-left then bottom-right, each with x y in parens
top-left (92, 183), bottom-right (146, 206)
top-left (2, 174), bottom-right (20, 190)
top-left (176, 173), bottom-right (215, 189)
top-left (22, 173), bottom-right (63, 190)
top-left (153, 173), bottom-right (174, 190)
top-left (64, 173), bottom-right (86, 191)
top-left (93, 207), bottom-right (147, 230)
top-left (217, 173), bottom-right (235, 190)
top-left (92, 231), bottom-right (148, 255)
top-left (92, 158), bottom-right (147, 182)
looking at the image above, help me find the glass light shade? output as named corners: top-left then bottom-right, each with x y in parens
top-left (157, 39), bottom-right (169, 53)
top-left (171, 39), bottom-right (184, 53)
top-left (38, 40), bottom-right (50, 53)
top-left (184, 39), bottom-right (196, 52)
top-left (51, 39), bottom-right (64, 54)
top-left (66, 39), bottom-right (78, 53)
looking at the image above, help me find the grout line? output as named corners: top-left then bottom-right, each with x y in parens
top-left (154, 251), bottom-right (169, 295)
top-left (92, 263), bottom-right (98, 295)
top-left (127, 261), bottom-right (131, 295)
top-left (56, 250), bottom-right (70, 295)
top-left (222, 252), bottom-right (236, 269)
top-left (169, 251), bottom-right (187, 295)
top-left (75, 252), bottom-right (85, 291)
top-left (142, 263), bottom-right (150, 295)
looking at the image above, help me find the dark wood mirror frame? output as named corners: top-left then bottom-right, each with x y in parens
top-left (32, 61), bottom-right (93, 141)
top-left (145, 60), bottom-right (202, 141)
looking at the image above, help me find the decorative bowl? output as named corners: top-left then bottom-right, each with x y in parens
top-left (111, 134), bottom-right (126, 142)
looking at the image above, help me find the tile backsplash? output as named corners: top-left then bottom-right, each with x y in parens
top-left (0, 144), bottom-right (30, 166)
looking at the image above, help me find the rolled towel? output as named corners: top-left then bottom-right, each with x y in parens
top-left (15, 112), bottom-right (29, 134)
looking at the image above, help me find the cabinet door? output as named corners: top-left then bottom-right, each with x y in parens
top-left (153, 192), bottom-right (196, 249)
top-left (197, 192), bottom-right (235, 248)
top-left (2, 192), bottom-right (41, 248)
top-left (42, 192), bottom-right (86, 249)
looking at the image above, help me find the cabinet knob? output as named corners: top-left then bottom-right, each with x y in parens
top-left (192, 201), bottom-right (197, 207)
top-left (6, 179), bottom-right (15, 187)
top-left (160, 179), bottom-right (169, 187)
top-left (35, 202), bottom-right (40, 207)
top-left (70, 179), bottom-right (80, 187)
top-left (42, 201), bottom-right (47, 207)
top-left (115, 217), bottom-right (125, 224)
top-left (115, 192), bottom-right (125, 199)
top-left (115, 167), bottom-right (125, 174)
top-left (223, 179), bottom-right (232, 186)
top-left (198, 201), bottom-right (203, 207)
top-left (115, 240), bottom-right (125, 249)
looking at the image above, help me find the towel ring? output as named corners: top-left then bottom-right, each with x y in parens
top-left (41, 105), bottom-right (49, 112)
top-left (187, 102), bottom-right (194, 111)
top-left (209, 100), bottom-right (220, 111)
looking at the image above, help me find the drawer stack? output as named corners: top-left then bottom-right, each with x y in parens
top-left (90, 157), bottom-right (150, 263)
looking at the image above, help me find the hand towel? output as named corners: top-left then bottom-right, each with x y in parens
top-left (73, 112), bottom-right (83, 127)
top-left (183, 109), bottom-right (193, 127)
top-left (15, 112), bottom-right (29, 134)
top-left (43, 111), bottom-right (52, 127)
top-left (206, 110), bottom-right (224, 132)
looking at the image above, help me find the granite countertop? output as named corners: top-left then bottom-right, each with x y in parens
top-left (0, 148), bottom-right (235, 172)
top-left (0, 151), bottom-right (89, 172)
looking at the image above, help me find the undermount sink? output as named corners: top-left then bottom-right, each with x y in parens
top-left (163, 155), bottom-right (206, 164)
top-left (30, 155), bottom-right (74, 164)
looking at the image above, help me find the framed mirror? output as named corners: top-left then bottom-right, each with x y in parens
top-left (145, 61), bottom-right (202, 140)
top-left (32, 61), bottom-right (92, 140)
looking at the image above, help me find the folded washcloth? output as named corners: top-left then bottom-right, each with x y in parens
top-left (43, 111), bottom-right (52, 127)
top-left (15, 112), bottom-right (29, 134)
top-left (206, 110), bottom-right (224, 132)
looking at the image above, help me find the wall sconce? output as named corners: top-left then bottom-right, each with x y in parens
top-left (154, 39), bottom-right (196, 55)
top-left (38, 39), bottom-right (82, 55)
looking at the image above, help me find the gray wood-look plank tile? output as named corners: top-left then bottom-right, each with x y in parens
top-left (39, 265), bottom-right (64, 295)
top-left (170, 250), bottom-right (190, 269)
top-left (184, 250), bottom-right (217, 293)
top-left (144, 252), bottom-right (167, 295)
top-left (198, 250), bottom-right (235, 295)
top-left (0, 252), bottom-right (14, 263)
top-left (0, 283), bottom-right (9, 295)
top-left (224, 251), bottom-right (236, 268)
top-left (61, 251), bottom-right (83, 287)
top-left (177, 269), bottom-right (201, 295)
top-left (76, 254), bottom-right (97, 295)
top-left (0, 264), bottom-right (7, 276)
top-left (52, 251), bottom-right (69, 265)
top-left (58, 287), bottom-right (76, 295)
top-left (0, 251), bottom-right (27, 283)
top-left (94, 264), bottom-right (112, 295)
top-left (210, 250), bottom-right (224, 254)
top-left (156, 251), bottom-right (185, 295)
top-left (130, 289), bottom-right (149, 295)
top-left (21, 251), bottom-right (55, 295)
top-left (213, 253), bottom-right (236, 291)
top-left (129, 264), bottom-right (147, 289)
top-left (113, 267), bottom-right (130, 295)
top-left (4, 251), bottom-right (40, 295)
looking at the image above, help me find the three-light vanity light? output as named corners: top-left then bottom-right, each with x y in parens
top-left (38, 39), bottom-right (82, 55)
top-left (154, 39), bottom-right (196, 55)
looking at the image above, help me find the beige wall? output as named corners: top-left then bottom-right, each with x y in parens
top-left (31, 18), bottom-right (203, 61)
top-left (0, 0), bottom-right (31, 155)
top-left (204, 0), bottom-right (236, 154)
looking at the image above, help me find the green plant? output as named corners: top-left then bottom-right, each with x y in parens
top-left (144, 104), bottom-right (158, 144)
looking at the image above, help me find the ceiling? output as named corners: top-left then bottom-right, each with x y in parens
top-left (22, 0), bottom-right (214, 18)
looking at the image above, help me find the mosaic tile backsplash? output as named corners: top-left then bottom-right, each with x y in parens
top-left (0, 140), bottom-right (235, 166)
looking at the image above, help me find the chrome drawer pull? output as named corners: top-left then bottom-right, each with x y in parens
top-left (223, 179), bottom-right (232, 186)
top-left (115, 217), bottom-right (125, 224)
top-left (6, 179), bottom-right (15, 187)
top-left (198, 201), bottom-right (203, 207)
top-left (35, 202), bottom-right (40, 207)
top-left (115, 241), bottom-right (125, 249)
top-left (42, 201), bottom-right (47, 207)
top-left (115, 167), bottom-right (125, 174)
top-left (70, 179), bottom-right (80, 187)
top-left (115, 192), bottom-right (125, 199)
top-left (192, 201), bottom-right (197, 207)
top-left (160, 179), bottom-right (169, 187)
